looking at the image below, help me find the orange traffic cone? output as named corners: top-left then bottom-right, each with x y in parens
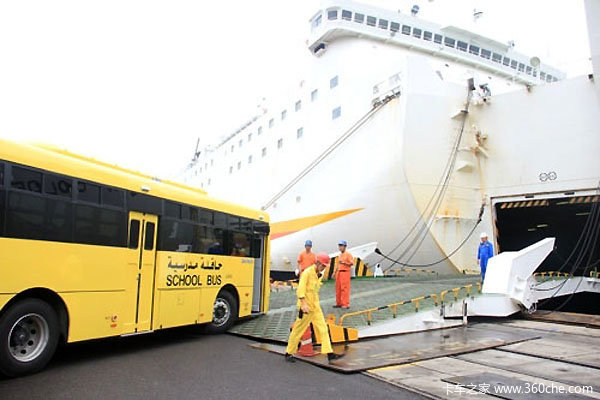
top-left (290, 323), bottom-right (318, 357)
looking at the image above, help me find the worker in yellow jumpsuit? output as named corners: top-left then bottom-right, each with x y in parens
top-left (285, 253), bottom-right (344, 363)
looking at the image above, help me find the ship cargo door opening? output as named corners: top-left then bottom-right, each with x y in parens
top-left (494, 194), bottom-right (599, 275)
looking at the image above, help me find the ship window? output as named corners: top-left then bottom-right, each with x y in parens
top-left (229, 166), bottom-right (233, 174)
top-left (258, 126), bottom-right (263, 135)
top-left (492, 53), bottom-right (502, 63)
top-left (510, 60), bottom-right (518, 69)
top-left (332, 106), bottom-right (341, 120)
top-left (295, 100), bottom-right (301, 111)
top-left (469, 45), bottom-right (480, 55)
top-left (423, 31), bottom-right (432, 41)
top-left (330, 75), bottom-right (338, 89)
top-left (391, 22), bottom-right (400, 32)
top-left (354, 13), bottom-right (364, 23)
top-left (444, 37), bottom-right (455, 48)
top-left (540, 71), bottom-right (546, 80)
top-left (297, 127), bottom-right (303, 139)
top-left (546, 74), bottom-right (553, 82)
top-left (248, 133), bottom-right (252, 142)
top-left (262, 148), bottom-right (267, 157)
top-left (526, 66), bottom-right (532, 75)
top-left (366, 16), bottom-right (376, 27)
top-left (412, 28), bottom-right (422, 38)
top-left (281, 109), bottom-right (287, 120)
top-left (311, 14), bottom-right (322, 30)
top-left (402, 25), bottom-right (411, 35)
top-left (457, 41), bottom-right (467, 52)
top-left (311, 89), bottom-right (318, 101)
top-left (378, 19), bottom-right (388, 29)
top-left (231, 145), bottom-right (234, 152)
top-left (502, 57), bottom-right (510, 66)
top-left (518, 63), bottom-right (525, 72)
top-left (277, 138), bottom-right (283, 149)
top-left (480, 49), bottom-right (491, 59)
top-left (434, 34), bottom-right (442, 44)
top-left (269, 118), bottom-right (274, 128)
top-left (327, 10), bottom-right (338, 20)
top-left (248, 155), bottom-right (253, 164)
top-left (342, 10), bottom-right (352, 21)
top-left (237, 161), bottom-right (241, 170)
top-left (239, 139), bottom-right (243, 147)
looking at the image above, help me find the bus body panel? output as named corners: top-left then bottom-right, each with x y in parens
top-left (60, 291), bottom-right (128, 342)
top-left (0, 140), bottom-right (271, 364)
top-left (0, 294), bottom-right (12, 315)
top-left (152, 252), bottom-right (255, 330)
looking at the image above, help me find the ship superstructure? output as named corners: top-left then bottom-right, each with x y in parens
top-left (183, 0), bottom-right (599, 278)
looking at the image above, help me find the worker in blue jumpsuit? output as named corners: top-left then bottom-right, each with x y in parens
top-left (477, 232), bottom-right (494, 282)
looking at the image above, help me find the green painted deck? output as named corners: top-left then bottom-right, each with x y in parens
top-left (229, 274), bottom-right (482, 342)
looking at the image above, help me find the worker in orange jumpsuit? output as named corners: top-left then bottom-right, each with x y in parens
top-left (285, 253), bottom-right (344, 363)
top-left (333, 240), bottom-right (353, 309)
top-left (296, 240), bottom-right (317, 277)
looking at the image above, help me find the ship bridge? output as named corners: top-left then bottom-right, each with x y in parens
top-left (308, 0), bottom-right (565, 86)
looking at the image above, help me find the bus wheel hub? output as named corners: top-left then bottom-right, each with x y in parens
top-left (8, 314), bottom-right (49, 362)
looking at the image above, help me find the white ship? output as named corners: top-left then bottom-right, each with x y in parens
top-left (182, 0), bottom-right (600, 279)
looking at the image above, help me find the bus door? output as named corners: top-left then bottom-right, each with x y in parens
top-left (127, 212), bottom-right (158, 332)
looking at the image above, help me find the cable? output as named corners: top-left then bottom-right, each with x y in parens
top-left (533, 191), bottom-right (600, 293)
top-left (378, 88), bottom-right (475, 271)
top-left (374, 203), bottom-right (484, 268)
top-left (261, 91), bottom-right (399, 210)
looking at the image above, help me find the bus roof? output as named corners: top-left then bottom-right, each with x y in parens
top-left (0, 138), bottom-right (269, 222)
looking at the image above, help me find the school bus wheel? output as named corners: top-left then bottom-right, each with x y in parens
top-left (206, 290), bottom-right (238, 334)
top-left (0, 298), bottom-right (60, 377)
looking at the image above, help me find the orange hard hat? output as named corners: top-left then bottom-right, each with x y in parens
top-left (316, 253), bottom-right (330, 265)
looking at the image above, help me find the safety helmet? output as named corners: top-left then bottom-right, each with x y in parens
top-left (316, 253), bottom-right (330, 265)
top-left (480, 232), bottom-right (488, 239)
top-left (338, 240), bottom-right (347, 246)
top-left (305, 240), bottom-right (313, 247)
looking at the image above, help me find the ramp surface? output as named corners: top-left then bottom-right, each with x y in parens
top-left (365, 320), bottom-right (600, 399)
top-left (250, 325), bottom-right (538, 373)
top-left (230, 275), bottom-right (480, 342)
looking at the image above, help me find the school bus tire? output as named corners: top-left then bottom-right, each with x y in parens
top-left (0, 298), bottom-right (60, 377)
top-left (205, 290), bottom-right (238, 334)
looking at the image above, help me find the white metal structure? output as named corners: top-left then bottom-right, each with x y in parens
top-left (182, 0), bottom-right (600, 276)
top-left (361, 238), bottom-right (600, 338)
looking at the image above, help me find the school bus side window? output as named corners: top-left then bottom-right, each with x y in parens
top-left (158, 219), bottom-right (194, 252)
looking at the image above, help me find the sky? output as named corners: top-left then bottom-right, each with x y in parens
top-left (0, 0), bottom-right (592, 181)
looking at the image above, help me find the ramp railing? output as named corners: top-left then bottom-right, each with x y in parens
top-left (338, 283), bottom-right (482, 326)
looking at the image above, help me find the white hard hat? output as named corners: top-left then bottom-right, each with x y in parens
top-left (480, 232), bottom-right (488, 238)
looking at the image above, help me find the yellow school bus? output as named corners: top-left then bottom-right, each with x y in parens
top-left (0, 139), bottom-right (270, 376)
